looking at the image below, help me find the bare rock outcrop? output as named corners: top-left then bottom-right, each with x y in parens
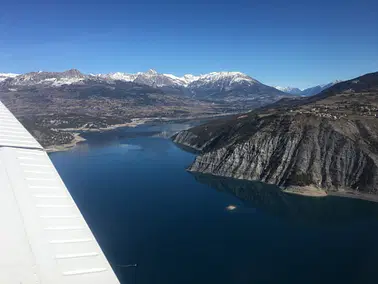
top-left (173, 113), bottom-right (378, 194)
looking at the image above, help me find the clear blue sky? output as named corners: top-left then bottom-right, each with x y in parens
top-left (0, 0), bottom-right (377, 88)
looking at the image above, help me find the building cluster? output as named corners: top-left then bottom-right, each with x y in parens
top-left (289, 104), bottom-right (378, 120)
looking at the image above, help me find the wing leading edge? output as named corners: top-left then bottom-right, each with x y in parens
top-left (0, 101), bottom-right (120, 284)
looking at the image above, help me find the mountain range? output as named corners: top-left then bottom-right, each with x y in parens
top-left (0, 68), bottom-right (351, 149)
top-left (0, 68), bottom-right (294, 148)
top-left (1, 69), bottom-right (343, 102)
top-left (275, 80), bottom-right (342, 96)
top-left (1, 69), bottom-right (342, 100)
top-left (0, 73), bottom-right (18, 82)
top-left (0, 68), bottom-right (289, 101)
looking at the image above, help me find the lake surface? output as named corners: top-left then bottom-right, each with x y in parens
top-left (50, 122), bottom-right (378, 284)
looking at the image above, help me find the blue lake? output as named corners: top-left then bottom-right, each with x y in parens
top-left (50, 122), bottom-right (378, 284)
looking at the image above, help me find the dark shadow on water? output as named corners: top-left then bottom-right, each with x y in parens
top-left (191, 173), bottom-right (378, 225)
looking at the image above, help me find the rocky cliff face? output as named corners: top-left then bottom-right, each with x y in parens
top-left (173, 72), bottom-right (378, 195)
top-left (173, 113), bottom-right (378, 194)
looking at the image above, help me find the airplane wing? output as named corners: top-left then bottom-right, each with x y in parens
top-left (0, 100), bottom-right (120, 284)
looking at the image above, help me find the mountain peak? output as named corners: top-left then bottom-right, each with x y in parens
top-left (275, 80), bottom-right (345, 96)
top-left (62, 69), bottom-right (84, 78)
top-left (192, 71), bottom-right (259, 87)
top-left (206, 71), bottom-right (247, 77)
top-left (275, 86), bottom-right (302, 95)
top-left (302, 80), bottom-right (342, 96)
top-left (146, 69), bottom-right (158, 75)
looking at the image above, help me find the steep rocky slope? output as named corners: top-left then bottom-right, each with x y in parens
top-left (173, 72), bottom-right (378, 196)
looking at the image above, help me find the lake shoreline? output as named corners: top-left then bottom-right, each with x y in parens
top-left (186, 169), bottom-right (378, 203)
top-left (46, 118), bottom-right (159, 153)
top-left (48, 119), bottom-right (378, 204)
top-left (282, 186), bottom-right (328, 197)
top-left (266, 185), bottom-right (378, 203)
top-left (46, 133), bottom-right (87, 153)
top-left (46, 113), bottom-right (235, 153)
top-left (278, 186), bottom-right (378, 203)
top-left (49, 125), bottom-right (378, 284)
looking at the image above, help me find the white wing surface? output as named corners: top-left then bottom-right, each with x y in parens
top-left (0, 101), bottom-right (120, 284)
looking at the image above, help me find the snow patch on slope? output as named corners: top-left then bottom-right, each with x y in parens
top-left (0, 73), bottom-right (19, 82)
top-left (96, 72), bottom-right (136, 82)
top-left (275, 86), bottom-right (302, 95)
top-left (96, 70), bottom-right (259, 88)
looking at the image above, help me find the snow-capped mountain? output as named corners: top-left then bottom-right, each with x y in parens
top-left (133, 69), bottom-right (183, 87)
top-left (96, 72), bottom-right (137, 82)
top-left (95, 69), bottom-right (197, 88)
top-left (97, 70), bottom-right (260, 90)
top-left (1, 68), bottom-right (280, 89)
top-left (300, 80), bottom-right (342, 96)
top-left (0, 69), bottom-right (343, 99)
top-left (185, 71), bottom-right (285, 100)
top-left (274, 81), bottom-right (343, 96)
top-left (0, 69), bottom-right (292, 105)
top-left (182, 74), bottom-right (200, 84)
top-left (0, 73), bottom-right (19, 82)
top-left (98, 69), bottom-right (199, 87)
top-left (1, 69), bottom-right (86, 87)
top-left (274, 86), bottom-right (302, 95)
top-left (96, 69), bottom-right (290, 101)
top-left (188, 72), bottom-right (259, 89)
